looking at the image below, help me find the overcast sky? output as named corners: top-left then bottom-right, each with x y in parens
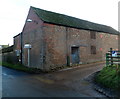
top-left (0, 0), bottom-right (119, 45)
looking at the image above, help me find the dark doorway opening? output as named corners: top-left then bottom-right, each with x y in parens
top-left (71, 47), bottom-right (80, 64)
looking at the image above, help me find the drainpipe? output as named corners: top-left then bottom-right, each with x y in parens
top-left (20, 32), bottom-right (23, 64)
top-left (66, 27), bottom-right (70, 66)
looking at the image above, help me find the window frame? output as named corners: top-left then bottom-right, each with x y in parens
top-left (90, 31), bottom-right (96, 39)
top-left (91, 45), bottom-right (96, 54)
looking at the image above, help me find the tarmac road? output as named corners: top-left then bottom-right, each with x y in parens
top-left (2, 62), bottom-right (106, 97)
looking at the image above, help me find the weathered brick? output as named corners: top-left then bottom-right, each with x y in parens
top-left (14, 7), bottom-right (119, 71)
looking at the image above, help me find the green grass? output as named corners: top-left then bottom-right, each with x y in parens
top-left (95, 65), bottom-right (120, 91)
top-left (0, 62), bottom-right (43, 73)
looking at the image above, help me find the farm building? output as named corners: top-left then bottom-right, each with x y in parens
top-left (14, 6), bottom-right (119, 71)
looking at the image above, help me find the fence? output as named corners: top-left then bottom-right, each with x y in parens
top-left (106, 48), bottom-right (120, 66)
top-left (0, 45), bottom-right (13, 53)
top-left (0, 45), bottom-right (19, 64)
top-left (2, 52), bottom-right (19, 64)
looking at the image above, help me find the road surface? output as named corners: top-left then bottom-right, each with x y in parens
top-left (2, 62), bottom-right (106, 97)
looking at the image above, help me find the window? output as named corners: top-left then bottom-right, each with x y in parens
top-left (91, 46), bottom-right (96, 54)
top-left (90, 31), bottom-right (96, 39)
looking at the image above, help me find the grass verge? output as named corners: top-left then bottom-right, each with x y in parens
top-left (95, 65), bottom-right (120, 91)
top-left (0, 62), bottom-right (43, 73)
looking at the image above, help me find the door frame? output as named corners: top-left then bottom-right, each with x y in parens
top-left (71, 46), bottom-right (80, 64)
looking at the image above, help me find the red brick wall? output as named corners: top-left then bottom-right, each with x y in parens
top-left (14, 34), bottom-right (21, 51)
top-left (22, 8), bottom-right (44, 33)
top-left (43, 23), bottom-right (67, 70)
top-left (22, 7), bottom-right (45, 69)
top-left (21, 7), bottom-right (118, 71)
top-left (43, 23), bottom-right (118, 70)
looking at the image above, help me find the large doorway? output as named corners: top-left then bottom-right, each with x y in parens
top-left (71, 47), bottom-right (80, 64)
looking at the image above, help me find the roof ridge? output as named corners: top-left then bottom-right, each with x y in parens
top-left (31, 6), bottom-right (110, 26)
top-left (31, 6), bottom-right (119, 34)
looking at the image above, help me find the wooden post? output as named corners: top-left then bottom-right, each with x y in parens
top-left (110, 48), bottom-right (113, 66)
top-left (67, 55), bottom-right (70, 66)
top-left (106, 53), bottom-right (109, 66)
top-left (117, 51), bottom-right (120, 66)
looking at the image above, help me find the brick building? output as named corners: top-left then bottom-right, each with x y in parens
top-left (14, 6), bottom-right (119, 71)
top-left (13, 33), bottom-right (22, 62)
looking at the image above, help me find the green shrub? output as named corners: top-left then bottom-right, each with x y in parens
top-left (95, 65), bottom-right (120, 91)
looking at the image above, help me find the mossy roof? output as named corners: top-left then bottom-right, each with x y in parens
top-left (32, 6), bottom-right (119, 35)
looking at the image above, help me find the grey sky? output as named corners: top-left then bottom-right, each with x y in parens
top-left (0, 0), bottom-right (119, 45)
